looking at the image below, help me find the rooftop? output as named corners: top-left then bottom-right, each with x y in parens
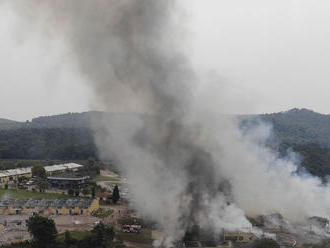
top-left (0, 163), bottom-right (83, 178)
top-left (47, 173), bottom-right (89, 180)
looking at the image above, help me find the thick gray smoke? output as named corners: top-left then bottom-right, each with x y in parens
top-left (6, 0), bottom-right (330, 244)
top-left (5, 0), bottom-right (252, 239)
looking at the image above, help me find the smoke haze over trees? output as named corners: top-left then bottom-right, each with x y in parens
top-left (1, 110), bottom-right (330, 179)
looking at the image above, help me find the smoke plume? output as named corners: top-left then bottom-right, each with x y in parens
top-left (6, 0), bottom-right (330, 243)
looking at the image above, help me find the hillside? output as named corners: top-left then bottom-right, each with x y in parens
top-left (0, 112), bottom-right (99, 130)
top-left (0, 118), bottom-right (24, 130)
top-left (259, 108), bottom-right (330, 147)
top-left (0, 112), bottom-right (145, 161)
top-left (1, 109), bottom-right (330, 178)
top-left (242, 108), bottom-right (330, 178)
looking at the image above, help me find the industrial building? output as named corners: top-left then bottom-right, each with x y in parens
top-left (0, 198), bottom-right (99, 216)
top-left (0, 163), bottom-right (83, 183)
top-left (47, 174), bottom-right (90, 189)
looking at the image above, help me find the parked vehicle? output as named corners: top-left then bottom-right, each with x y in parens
top-left (122, 224), bottom-right (141, 233)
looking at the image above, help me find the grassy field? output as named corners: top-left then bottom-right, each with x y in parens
top-left (91, 208), bottom-right (114, 218)
top-left (91, 175), bottom-right (120, 183)
top-left (116, 230), bottom-right (152, 244)
top-left (0, 189), bottom-right (70, 199)
top-left (57, 231), bottom-right (91, 242)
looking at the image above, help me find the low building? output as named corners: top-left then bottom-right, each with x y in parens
top-left (0, 198), bottom-right (99, 216)
top-left (0, 163), bottom-right (83, 183)
top-left (47, 174), bottom-right (90, 189)
top-left (223, 232), bottom-right (254, 243)
top-left (96, 192), bottom-right (112, 201)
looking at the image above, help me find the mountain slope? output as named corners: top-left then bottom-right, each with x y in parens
top-left (259, 108), bottom-right (330, 147)
top-left (241, 108), bottom-right (330, 178)
top-left (0, 118), bottom-right (24, 130)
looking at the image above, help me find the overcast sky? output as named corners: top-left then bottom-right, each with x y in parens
top-left (1, 0), bottom-right (330, 121)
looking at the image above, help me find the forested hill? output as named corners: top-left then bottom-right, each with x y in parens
top-left (258, 108), bottom-right (330, 147)
top-left (0, 112), bottom-right (103, 130)
top-left (0, 112), bottom-right (144, 161)
top-left (242, 108), bottom-right (330, 178)
top-left (0, 118), bottom-right (23, 130)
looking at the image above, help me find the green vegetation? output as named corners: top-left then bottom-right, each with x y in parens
top-left (0, 128), bottom-right (97, 160)
top-left (252, 238), bottom-right (280, 248)
top-left (91, 176), bottom-right (120, 183)
top-left (116, 230), bottom-right (152, 244)
top-left (57, 230), bottom-right (92, 242)
top-left (32, 165), bottom-right (46, 178)
top-left (112, 185), bottom-right (120, 204)
top-left (4, 109), bottom-right (330, 179)
top-left (27, 215), bottom-right (58, 248)
top-left (0, 159), bottom-right (63, 170)
top-left (92, 208), bottom-right (114, 218)
top-left (241, 108), bottom-right (330, 178)
top-left (0, 189), bottom-right (70, 199)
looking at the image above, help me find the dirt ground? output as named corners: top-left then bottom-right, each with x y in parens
top-left (54, 215), bottom-right (101, 232)
top-left (101, 170), bottom-right (121, 179)
top-left (0, 215), bottom-right (30, 245)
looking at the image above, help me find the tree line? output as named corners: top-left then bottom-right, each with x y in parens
top-left (0, 128), bottom-right (97, 160)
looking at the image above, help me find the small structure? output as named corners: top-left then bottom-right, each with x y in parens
top-left (308, 216), bottom-right (329, 232)
top-left (122, 224), bottom-right (141, 233)
top-left (0, 198), bottom-right (99, 216)
top-left (47, 174), bottom-right (89, 189)
top-left (96, 192), bottom-right (112, 202)
top-left (223, 232), bottom-right (254, 243)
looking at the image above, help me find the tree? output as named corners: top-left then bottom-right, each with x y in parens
top-left (91, 222), bottom-right (114, 248)
top-left (68, 189), bottom-right (74, 196)
top-left (35, 177), bottom-right (49, 192)
top-left (112, 185), bottom-right (120, 204)
top-left (26, 215), bottom-right (57, 248)
top-left (91, 187), bottom-right (96, 199)
top-left (64, 231), bottom-right (76, 247)
top-left (82, 188), bottom-right (89, 196)
top-left (32, 165), bottom-right (47, 179)
top-left (75, 189), bottom-right (80, 197)
top-left (252, 238), bottom-right (280, 248)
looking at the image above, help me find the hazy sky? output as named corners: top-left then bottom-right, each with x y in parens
top-left (1, 0), bottom-right (330, 120)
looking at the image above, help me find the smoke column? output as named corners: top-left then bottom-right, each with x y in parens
top-left (6, 0), bottom-right (330, 243)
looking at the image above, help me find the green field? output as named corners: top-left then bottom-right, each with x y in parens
top-left (91, 175), bottom-right (120, 183)
top-left (0, 189), bottom-right (70, 199)
top-left (116, 230), bottom-right (152, 244)
top-left (57, 231), bottom-right (91, 242)
top-left (91, 208), bottom-right (114, 218)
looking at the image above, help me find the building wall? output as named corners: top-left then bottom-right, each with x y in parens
top-left (0, 165), bottom-right (80, 183)
top-left (0, 177), bottom-right (9, 183)
top-left (88, 199), bottom-right (100, 214)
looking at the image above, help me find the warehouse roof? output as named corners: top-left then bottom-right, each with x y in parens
top-left (0, 163), bottom-right (83, 178)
